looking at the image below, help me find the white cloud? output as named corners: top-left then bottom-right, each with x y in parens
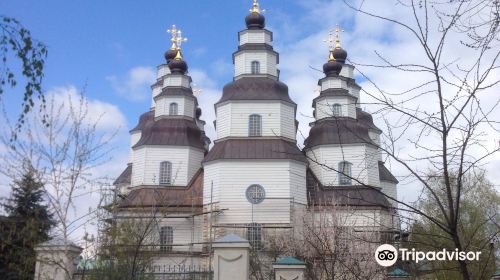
top-left (270, 0), bottom-right (500, 206)
top-left (106, 66), bottom-right (156, 101)
top-left (0, 85), bottom-right (130, 243)
top-left (189, 68), bottom-right (221, 144)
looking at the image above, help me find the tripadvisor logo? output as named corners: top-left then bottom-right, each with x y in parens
top-left (375, 244), bottom-right (482, 267)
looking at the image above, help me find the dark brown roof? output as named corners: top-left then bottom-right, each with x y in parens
top-left (233, 44), bottom-right (279, 63)
top-left (304, 118), bottom-right (374, 149)
top-left (117, 169), bottom-right (204, 209)
top-left (306, 169), bottom-right (391, 208)
top-left (133, 118), bottom-right (206, 150)
top-left (357, 108), bottom-right (382, 133)
top-left (312, 88), bottom-right (357, 107)
top-left (203, 139), bottom-right (307, 163)
top-left (154, 87), bottom-right (196, 100)
top-left (318, 75), bottom-right (361, 89)
top-left (217, 77), bottom-right (295, 105)
top-left (114, 164), bottom-right (132, 185)
top-left (378, 161), bottom-right (399, 183)
top-left (130, 111), bottom-right (154, 132)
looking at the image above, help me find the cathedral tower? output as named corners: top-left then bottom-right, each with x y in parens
top-left (203, 0), bottom-right (307, 240)
top-left (304, 27), bottom-right (399, 212)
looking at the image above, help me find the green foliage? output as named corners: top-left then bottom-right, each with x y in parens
top-left (410, 172), bottom-right (499, 279)
top-left (0, 16), bottom-right (48, 139)
top-left (0, 168), bottom-right (55, 280)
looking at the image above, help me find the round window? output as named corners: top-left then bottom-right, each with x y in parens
top-left (246, 184), bottom-right (266, 204)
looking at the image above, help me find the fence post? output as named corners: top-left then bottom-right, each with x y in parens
top-left (212, 234), bottom-right (250, 280)
top-left (34, 238), bottom-right (82, 280)
top-left (273, 257), bottom-right (306, 280)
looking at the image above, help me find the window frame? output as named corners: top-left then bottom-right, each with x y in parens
top-left (159, 161), bottom-right (172, 185)
top-left (246, 184), bottom-right (266, 204)
top-left (332, 103), bottom-right (342, 117)
top-left (169, 102), bottom-right (178, 116)
top-left (248, 114), bottom-right (262, 137)
top-left (251, 60), bottom-right (260, 74)
top-left (159, 226), bottom-right (173, 252)
top-left (338, 161), bottom-right (352, 185)
top-left (247, 222), bottom-right (263, 250)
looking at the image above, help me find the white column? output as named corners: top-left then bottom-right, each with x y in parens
top-left (212, 234), bottom-right (250, 280)
top-left (273, 257), bottom-right (306, 280)
top-left (34, 239), bottom-right (82, 280)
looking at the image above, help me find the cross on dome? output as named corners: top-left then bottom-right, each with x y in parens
top-left (323, 30), bottom-right (336, 61)
top-left (250, 0), bottom-right (265, 14)
top-left (167, 25), bottom-right (178, 50)
top-left (175, 30), bottom-right (188, 51)
top-left (335, 24), bottom-right (344, 49)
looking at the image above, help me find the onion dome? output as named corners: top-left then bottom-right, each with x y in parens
top-left (245, 0), bottom-right (265, 29)
top-left (168, 51), bottom-right (188, 74)
top-left (329, 25), bottom-right (348, 64)
top-left (196, 107), bottom-right (202, 119)
top-left (323, 51), bottom-right (342, 76)
top-left (332, 47), bottom-right (347, 64)
top-left (164, 48), bottom-right (178, 62)
top-left (246, 12), bottom-right (265, 29)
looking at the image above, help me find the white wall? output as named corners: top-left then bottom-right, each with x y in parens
top-left (315, 96), bottom-right (356, 120)
top-left (380, 181), bottom-right (398, 208)
top-left (307, 144), bottom-right (380, 187)
top-left (320, 77), bottom-right (348, 92)
top-left (234, 52), bottom-right (278, 77)
top-left (157, 64), bottom-right (171, 79)
top-left (155, 96), bottom-right (195, 118)
top-left (339, 64), bottom-right (354, 79)
top-left (163, 75), bottom-right (191, 88)
top-left (203, 160), bottom-right (307, 224)
top-left (215, 102), bottom-right (296, 140)
top-left (128, 131), bottom-right (142, 163)
top-left (132, 146), bottom-right (204, 187)
top-left (239, 30), bottom-right (272, 45)
top-left (155, 215), bottom-right (204, 252)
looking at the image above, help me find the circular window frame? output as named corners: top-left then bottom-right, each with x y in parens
top-left (245, 184), bottom-right (266, 204)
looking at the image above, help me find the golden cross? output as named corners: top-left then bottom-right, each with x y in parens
top-left (323, 29), bottom-right (335, 51)
top-left (167, 25), bottom-right (178, 50)
top-left (250, 0), bottom-right (265, 14)
top-left (175, 30), bottom-right (188, 51)
top-left (335, 24), bottom-right (344, 48)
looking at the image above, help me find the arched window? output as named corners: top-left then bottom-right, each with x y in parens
top-left (159, 161), bottom-right (172, 185)
top-left (338, 161), bottom-right (352, 185)
top-left (248, 114), bottom-right (262, 136)
top-left (332, 103), bottom-right (342, 117)
top-left (251, 61), bottom-right (260, 74)
top-left (169, 103), bottom-right (178, 115)
top-left (247, 222), bottom-right (262, 250)
top-left (159, 226), bottom-right (173, 252)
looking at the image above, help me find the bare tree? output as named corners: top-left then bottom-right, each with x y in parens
top-left (302, 0), bottom-right (500, 279)
top-left (0, 89), bottom-right (118, 279)
top-left (267, 201), bottom-right (388, 280)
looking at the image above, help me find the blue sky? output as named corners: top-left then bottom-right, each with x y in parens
top-left (1, 0), bottom-right (499, 220)
top-left (1, 0), bottom-right (314, 124)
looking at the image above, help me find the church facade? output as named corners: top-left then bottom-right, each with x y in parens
top-left (112, 0), bottom-right (400, 275)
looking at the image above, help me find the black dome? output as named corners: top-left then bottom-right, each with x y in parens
top-left (323, 60), bottom-right (343, 77)
top-left (196, 107), bottom-right (202, 119)
top-left (164, 48), bottom-right (178, 62)
top-left (245, 12), bottom-right (265, 29)
top-left (333, 47), bottom-right (348, 64)
top-left (168, 58), bottom-right (188, 74)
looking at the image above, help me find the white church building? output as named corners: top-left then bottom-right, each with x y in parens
top-left (112, 0), bottom-right (400, 274)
